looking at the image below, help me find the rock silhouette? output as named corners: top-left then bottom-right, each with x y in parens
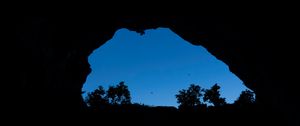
top-left (13, 14), bottom-right (299, 125)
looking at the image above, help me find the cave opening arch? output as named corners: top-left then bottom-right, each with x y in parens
top-left (15, 15), bottom-right (297, 125)
top-left (82, 27), bottom-right (250, 107)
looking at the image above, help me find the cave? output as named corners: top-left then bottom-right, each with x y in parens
top-left (13, 15), bottom-right (299, 125)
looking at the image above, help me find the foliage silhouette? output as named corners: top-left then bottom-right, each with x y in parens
top-left (85, 86), bottom-right (108, 111)
top-left (106, 81), bottom-right (131, 105)
top-left (175, 84), bottom-right (204, 110)
top-left (234, 89), bottom-right (255, 107)
top-left (203, 84), bottom-right (226, 107)
top-left (85, 81), bottom-right (131, 112)
top-left (82, 82), bottom-right (266, 125)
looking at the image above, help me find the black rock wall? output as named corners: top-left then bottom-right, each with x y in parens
top-left (13, 15), bottom-right (298, 125)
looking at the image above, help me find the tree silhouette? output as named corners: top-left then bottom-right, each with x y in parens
top-left (203, 84), bottom-right (226, 107)
top-left (115, 81), bottom-right (131, 104)
top-left (106, 81), bottom-right (131, 105)
top-left (85, 86), bottom-right (108, 110)
top-left (234, 89), bottom-right (255, 106)
top-left (106, 85), bottom-right (117, 104)
top-left (175, 84), bottom-right (203, 109)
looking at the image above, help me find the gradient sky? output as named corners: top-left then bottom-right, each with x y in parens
top-left (82, 28), bottom-right (249, 107)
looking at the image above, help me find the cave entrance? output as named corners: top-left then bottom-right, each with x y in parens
top-left (82, 28), bottom-right (250, 107)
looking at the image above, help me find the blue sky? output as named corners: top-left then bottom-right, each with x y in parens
top-left (82, 28), bottom-right (249, 107)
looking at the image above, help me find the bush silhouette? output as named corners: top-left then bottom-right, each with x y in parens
top-left (234, 89), bottom-right (255, 107)
top-left (85, 81), bottom-right (131, 111)
top-left (175, 84), bottom-right (204, 110)
top-left (203, 84), bottom-right (226, 107)
top-left (85, 86), bottom-right (108, 111)
top-left (106, 81), bottom-right (131, 105)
